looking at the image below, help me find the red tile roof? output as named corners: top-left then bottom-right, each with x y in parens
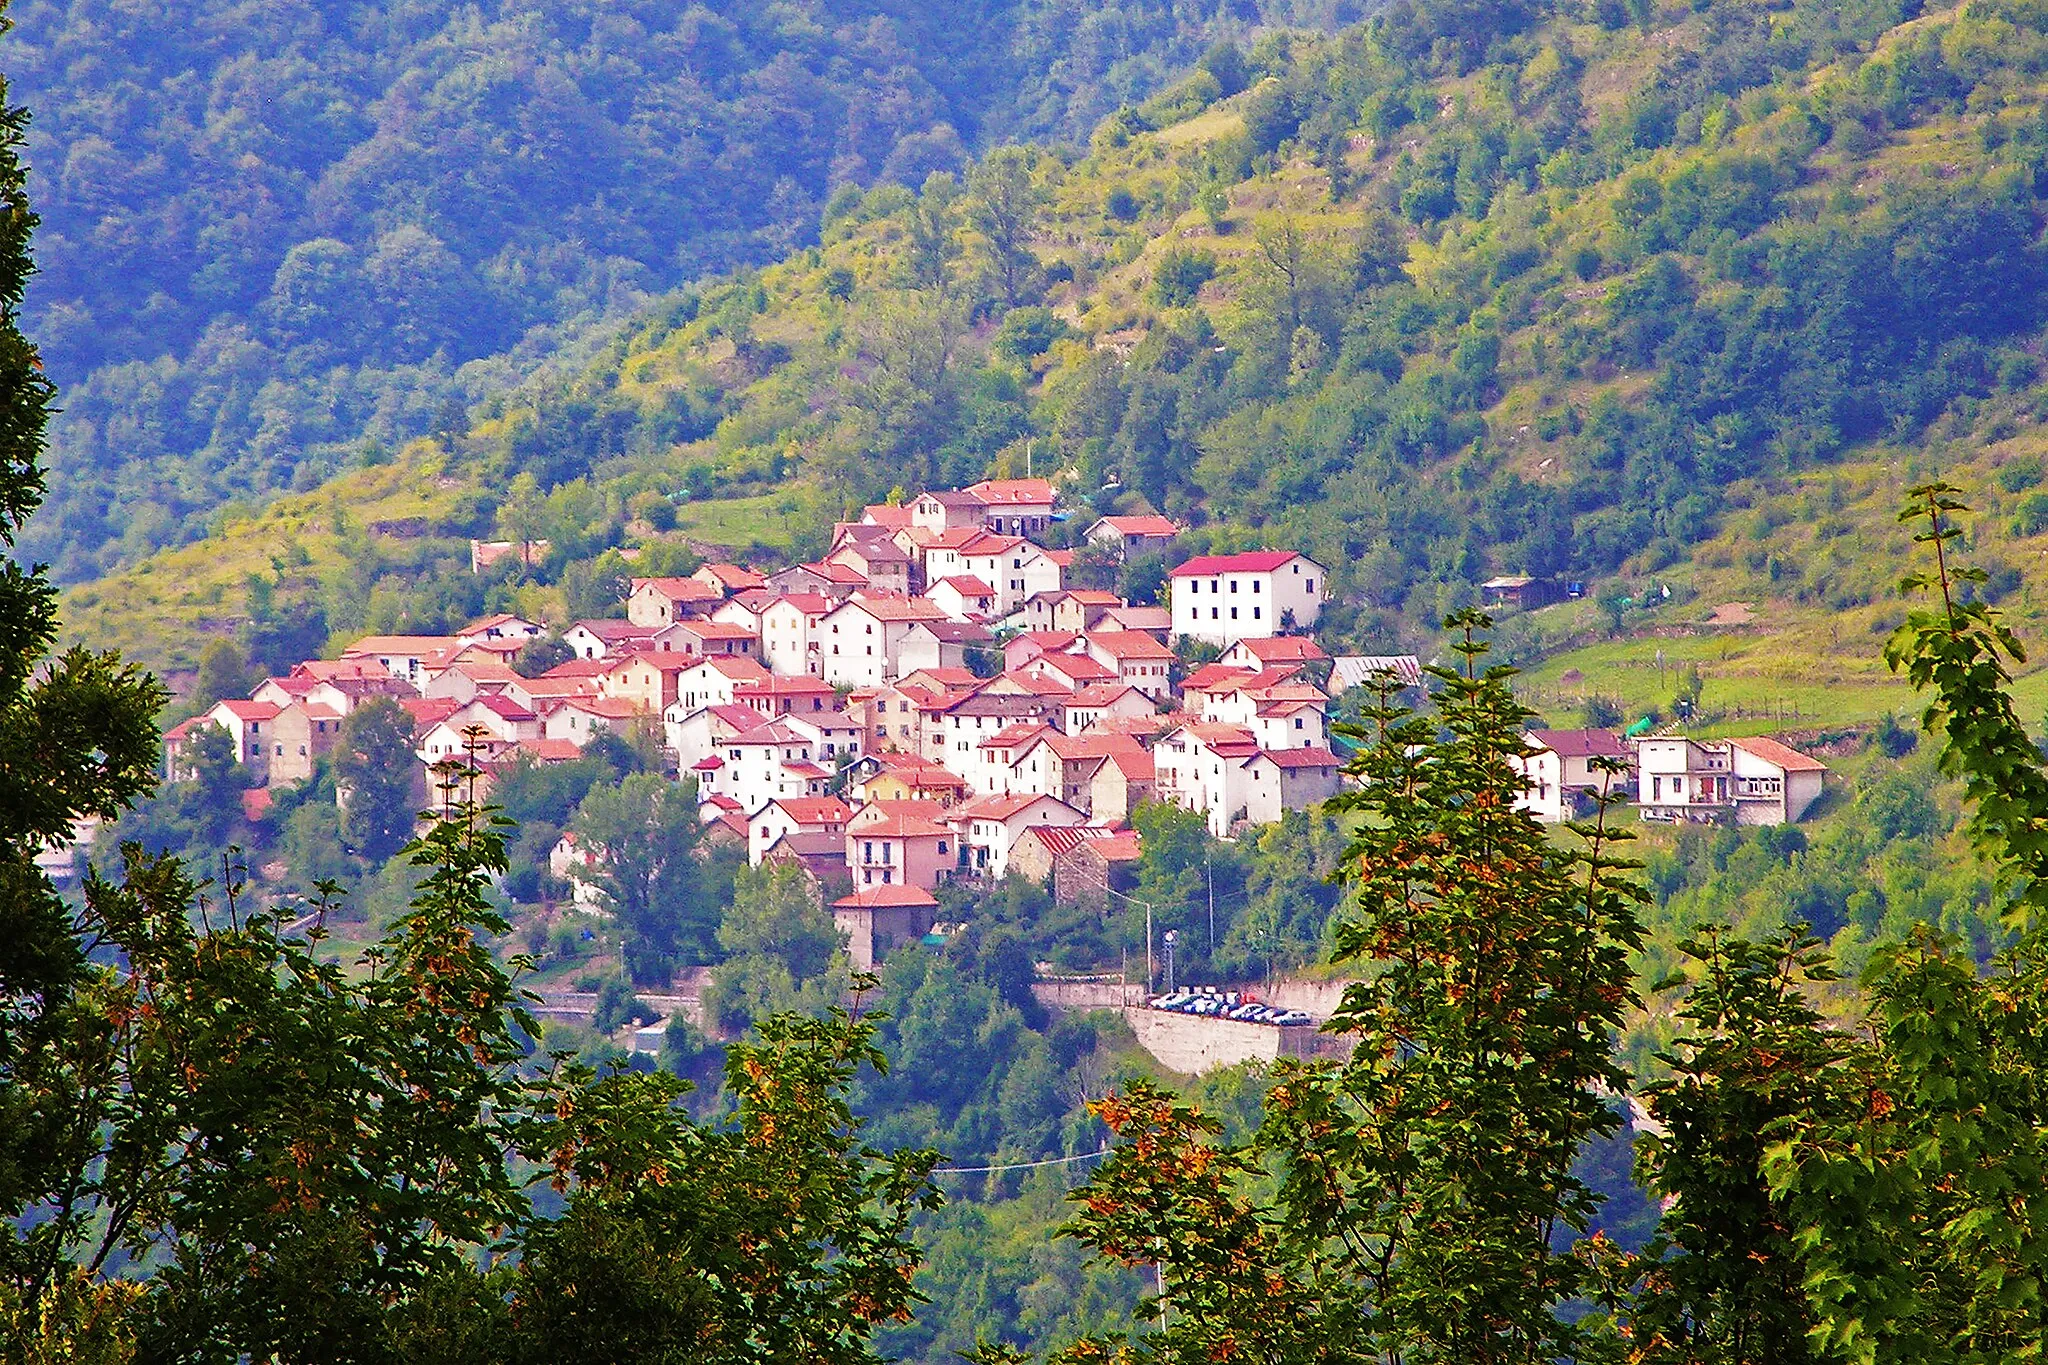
top-left (833, 884), bottom-right (940, 909)
top-left (1526, 729), bottom-right (1627, 760)
top-left (964, 478), bottom-right (1056, 505)
top-left (1259, 746), bottom-right (1342, 770)
top-left (769, 797), bottom-right (855, 825)
top-left (1096, 514), bottom-right (1180, 536)
top-left (1169, 551), bottom-right (1313, 576)
top-left (1729, 736), bottom-right (1829, 773)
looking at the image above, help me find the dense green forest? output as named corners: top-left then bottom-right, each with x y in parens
top-left (7, 0), bottom-right (1351, 581)
top-left (60, 0), bottom-right (2048, 687)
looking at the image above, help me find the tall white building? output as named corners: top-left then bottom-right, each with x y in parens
top-left (1168, 552), bottom-right (1325, 647)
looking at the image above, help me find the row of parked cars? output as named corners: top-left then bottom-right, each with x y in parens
top-left (1147, 989), bottom-right (1314, 1027)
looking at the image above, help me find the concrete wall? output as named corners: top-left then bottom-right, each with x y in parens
top-left (1032, 979), bottom-right (1147, 1013)
top-left (1261, 977), bottom-right (1356, 1017)
top-left (1124, 1007), bottom-right (1283, 1074)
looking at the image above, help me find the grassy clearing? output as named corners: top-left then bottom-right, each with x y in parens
top-left (671, 489), bottom-right (822, 555)
top-left (61, 448), bottom-right (464, 674)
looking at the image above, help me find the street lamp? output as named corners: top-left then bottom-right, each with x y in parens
top-left (1163, 929), bottom-right (1178, 995)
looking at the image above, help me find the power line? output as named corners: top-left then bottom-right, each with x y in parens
top-left (932, 1148), bottom-right (1111, 1176)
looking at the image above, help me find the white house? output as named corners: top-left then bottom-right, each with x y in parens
top-left (945, 792), bottom-right (1085, 880)
top-left (963, 478), bottom-right (1057, 536)
top-left (817, 595), bottom-right (947, 688)
top-left (549, 833), bottom-right (608, 912)
top-left (1168, 551), bottom-right (1326, 647)
top-left (340, 635), bottom-right (458, 686)
top-left (926, 532), bottom-right (1062, 615)
top-left (542, 696), bottom-right (647, 748)
top-left (626, 576), bottom-right (723, 626)
top-left (563, 619), bottom-right (661, 660)
top-left (673, 655), bottom-right (772, 715)
top-left (1081, 630), bottom-right (1176, 700)
top-left (662, 701), bottom-right (769, 773)
top-left (927, 575), bottom-right (998, 622)
top-left (693, 720), bottom-right (832, 812)
top-left (1086, 513), bottom-right (1181, 559)
top-left (1242, 748), bottom-right (1344, 825)
top-left (1200, 678), bottom-right (1329, 751)
top-left (1154, 723), bottom-right (1265, 837)
top-left (747, 796), bottom-right (855, 867)
top-left (456, 613), bottom-right (545, 644)
top-left (759, 592), bottom-right (834, 677)
top-left (1635, 735), bottom-right (1828, 826)
top-left (1510, 729), bottom-right (1629, 823)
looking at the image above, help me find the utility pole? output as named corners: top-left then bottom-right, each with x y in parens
top-left (1206, 846), bottom-right (1214, 955)
top-left (1145, 898), bottom-right (1154, 993)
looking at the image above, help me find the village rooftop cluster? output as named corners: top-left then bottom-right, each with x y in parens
top-left (163, 477), bottom-right (1830, 969)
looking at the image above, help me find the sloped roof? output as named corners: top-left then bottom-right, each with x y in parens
top-left (1169, 551), bottom-right (1315, 577)
top-left (851, 802), bottom-right (954, 838)
top-left (568, 619), bottom-right (660, 642)
top-left (342, 634), bottom-right (459, 656)
top-left (667, 619), bottom-right (760, 641)
top-left (700, 562), bottom-right (767, 590)
top-left (834, 884), bottom-right (940, 909)
top-left (963, 478), bottom-right (1055, 505)
top-left (950, 791), bottom-right (1079, 822)
top-left (1182, 663), bottom-right (1258, 693)
top-left (861, 503), bottom-right (915, 528)
top-left (1085, 630), bottom-right (1174, 659)
top-left (1330, 655), bottom-right (1425, 690)
top-left (1230, 636), bottom-right (1329, 664)
top-left (1729, 736), bottom-right (1829, 773)
top-left (1526, 728), bottom-right (1627, 760)
top-left (763, 592), bottom-right (835, 614)
top-left (1015, 824), bottom-right (1117, 857)
top-left (211, 700), bottom-right (281, 721)
top-left (769, 796), bottom-right (855, 825)
top-left (831, 594), bottom-right (947, 623)
top-left (912, 620), bottom-right (995, 644)
top-left (1094, 514), bottom-right (1180, 536)
top-left (1257, 746), bottom-right (1343, 770)
top-left (632, 576), bottom-right (723, 601)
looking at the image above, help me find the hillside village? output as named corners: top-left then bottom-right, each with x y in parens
top-left (158, 477), bottom-right (1831, 972)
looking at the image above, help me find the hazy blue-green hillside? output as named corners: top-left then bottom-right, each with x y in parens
top-left (64, 0), bottom-right (2048, 724)
top-left (7, 0), bottom-right (1342, 580)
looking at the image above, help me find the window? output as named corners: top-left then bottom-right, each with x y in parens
top-left (1230, 580), bottom-right (1238, 593)
top-left (1306, 579), bottom-right (1316, 593)
top-left (1230, 608), bottom-right (1238, 620)
top-left (1253, 607), bottom-right (1261, 619)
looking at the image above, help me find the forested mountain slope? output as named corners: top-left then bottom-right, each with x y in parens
top-left (58, 0), bottom-right (2048, 693)
top-left (7, 0), bottom-right (1344, 581)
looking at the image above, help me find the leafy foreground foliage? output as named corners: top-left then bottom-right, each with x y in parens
top-left (1039, 493), bottom-right (2048, 1365)
top-left (1, 797), bottom-right (942, 1363)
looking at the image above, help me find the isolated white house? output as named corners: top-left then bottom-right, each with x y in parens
top-left (1634, 735), bottom-right (1827, 826)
